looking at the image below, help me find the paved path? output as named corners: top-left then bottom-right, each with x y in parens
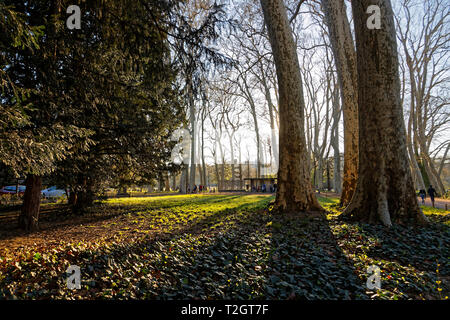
top-left (416, 197), bottom-right (450, 211)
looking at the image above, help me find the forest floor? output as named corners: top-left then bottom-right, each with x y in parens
top-left (0, 194), bottom-right (448, 300)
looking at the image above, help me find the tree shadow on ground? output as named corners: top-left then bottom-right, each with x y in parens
top-left (260, 212), bottom-right (366, 299)
top-left (359, 220), bottom-right (448, 275)
top-left (328, 210), bottom-right (449, 299)
top-left (126, 201), bottom-right (366, 299)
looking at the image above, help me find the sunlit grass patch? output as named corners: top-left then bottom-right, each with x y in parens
top-left (317, 196), bottom-right (342, 217)
top-left (421, 205), bottom-right (449, 215)
top-left (421, 205), bottom-right (449, 226)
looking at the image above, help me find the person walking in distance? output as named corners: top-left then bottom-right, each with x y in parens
top-left (418, 189), bottom-right (426, 204)
top-left (427, 185), bottom-right (436, 208)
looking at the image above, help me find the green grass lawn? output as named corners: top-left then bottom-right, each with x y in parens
top-left (0, 194), bottom-right (448, 300)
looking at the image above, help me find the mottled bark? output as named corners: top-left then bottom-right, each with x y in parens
top-left (342, 0), bottom-right (427, 226)
top-left (260, 0), bottom-right (322, 212)
top-left (18, 175), bottom-right (42, 231)
top-left (322, 0), bottom-right (359, 206)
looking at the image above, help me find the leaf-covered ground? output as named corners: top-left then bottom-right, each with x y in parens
top-left (0, 194), bottom-right (448, 300)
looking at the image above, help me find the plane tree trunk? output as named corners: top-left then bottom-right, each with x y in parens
top-left (342, 0), bottom-right (427, 226)
top-left (322, 0), bottom-right (359, 207)
top-left (260, 0), bottom-right (322, 213)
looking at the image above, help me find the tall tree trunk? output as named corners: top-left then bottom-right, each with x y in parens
top-left (171, 173), bottom-right (176, 191)
top-left (438, 143), bottom-right (449, 179)
top-left (238, 145), bottom-right (243, 189)
top-left (68, 187), bottom-right (78, 206)
top-left (197, 163), bottom-right (204, 186)
top-left (214, 161), bottom-right (220, 190)
top-left (326, 159), bottom-right (331, 191)
top-left (316, 158), bottom-right (323, 191)
top-left (73, 188), bottom-right (94, 214)
top-left (322, 0), bottom-right (359, 207)
top-left (188, 82), bottom-right (196, 191)
top-left (403, 47), bottom-right (427, 192)
top-left (158, 174), bottom-right (164, 192)
top-left (18, 175), bottom-right (42, 231)
top-left (212, 143), bottom-right (220, 190)
top-left (407, 106), bottom-right (425, 190)
top-left (333, 149), bottom-right (342, 194)
top-left (260, 0), bottom-right (322, 212)
top-left (164, 172), bottom-right (170, 192)
top-left (259, 62), bottom-right (279, 172)
top-left (71, 176), bottom-right (95, 214)
top-left (221, 162), bottom-right (225, 190)
top-left (219, 144), bottom-right (226, 190)
top-left (331, 85), bottom-right (342, 194)
top-left (201, 112), bottom-right (207, 187)
top-left (250, 105), bottom-right (261, 178)
top-left (196, 125), bottom-right (204, 186)
top-left (342, 0), bottom-right (427, 226)
top-left (180, 166), bottom-right (188, 193)
top-left (241, 76), bottom-right (262, 179)
top-left (215, 127), bottom-right (226, 189)
top-left (228, 131), bottom-right (235, 189)
top-left (260, 142), bottom-right (265, 177)
top-left (422, 153), bottom-right (445, 195)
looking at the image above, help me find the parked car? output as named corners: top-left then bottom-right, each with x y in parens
top-left (41, 186), bottom-right (67, 199)
top-left (0, 185), bottom-right (26, 195)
